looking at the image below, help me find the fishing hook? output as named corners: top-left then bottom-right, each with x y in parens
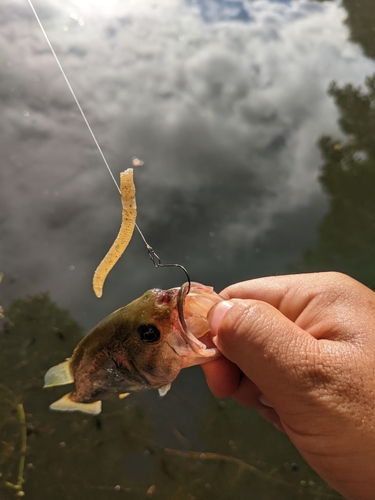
top-left (146, 245), bottom-right (191, 294)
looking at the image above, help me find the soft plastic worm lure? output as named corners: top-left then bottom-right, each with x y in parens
top-left (93, 168), bottom-right (137, 298)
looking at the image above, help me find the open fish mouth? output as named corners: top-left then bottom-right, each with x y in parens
top-left (172, 281), bottom-right (223, 363)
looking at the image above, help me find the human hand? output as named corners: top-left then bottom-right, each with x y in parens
top-left (202, 272), bottom-right (375, 500)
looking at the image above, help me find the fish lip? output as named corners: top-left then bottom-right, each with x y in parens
top-left (175, 282), bottom-right (219, 360)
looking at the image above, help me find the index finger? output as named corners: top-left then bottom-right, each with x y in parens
top-left (219, 272), bottom-right (354, 323)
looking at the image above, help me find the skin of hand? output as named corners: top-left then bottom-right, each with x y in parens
top-left (202, 272), bottom-right (375, 500)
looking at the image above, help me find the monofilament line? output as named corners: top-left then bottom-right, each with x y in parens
top-left (26, 0), bottom-right (121, 194)
top-left (28, 0), bottom-right (150, 245)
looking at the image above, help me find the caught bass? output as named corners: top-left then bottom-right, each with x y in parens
top-left (44, 282), bottom-right (222, 415)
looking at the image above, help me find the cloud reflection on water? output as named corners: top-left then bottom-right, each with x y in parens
top-left (1, 0), bottom-right (375, 327)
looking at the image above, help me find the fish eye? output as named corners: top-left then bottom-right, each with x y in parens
top-left (137, 324), bottom-right (160, 343)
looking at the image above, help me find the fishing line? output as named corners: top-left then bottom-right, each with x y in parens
top-left (27, 0), bottom-right (191, 291)
top-left (26, 0), bottom-right (119, 193)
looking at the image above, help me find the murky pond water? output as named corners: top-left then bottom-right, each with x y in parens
top-left (2, 0), bottom-right (375, 497)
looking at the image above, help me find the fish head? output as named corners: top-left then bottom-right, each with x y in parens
top-left (110, 284), bottom-right (221, 385)
top-left (70, 283), bottom-right (221, 402)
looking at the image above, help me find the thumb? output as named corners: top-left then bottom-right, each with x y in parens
top-left (208, 299), bottom-right (318, 404)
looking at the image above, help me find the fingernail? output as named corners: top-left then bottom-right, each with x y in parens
top-left (208, 300), bottom-right (234, 339)
top-left (259, 394), bottom-right (273, 408)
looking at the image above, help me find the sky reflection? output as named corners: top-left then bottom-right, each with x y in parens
top-left (1, 0), bottom-right (375, 329)
top-left (2, 1), bottom-right (375, 498)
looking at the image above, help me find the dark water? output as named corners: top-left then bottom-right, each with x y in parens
top-left (1, 0), bottom-right (375, 497)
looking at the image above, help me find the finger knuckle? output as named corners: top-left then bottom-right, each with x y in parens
top-left (234, 301), bottom-right (271, 334)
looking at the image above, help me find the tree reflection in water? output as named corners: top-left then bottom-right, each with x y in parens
top-left (295, 76), bottom-right (375, 288)
top-left (293, 0), bottom-right (375, 286)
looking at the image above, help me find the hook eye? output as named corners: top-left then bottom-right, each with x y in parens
top-left (147, 246), bottom-right (191, 294)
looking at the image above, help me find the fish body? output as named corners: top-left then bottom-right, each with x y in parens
top-left (44, 283), bottom-right (222, 414)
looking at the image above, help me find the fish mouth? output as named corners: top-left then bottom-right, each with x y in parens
top-left (173, 282), bottom-right (221, 365)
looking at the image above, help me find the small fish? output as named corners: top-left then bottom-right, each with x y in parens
top-left (44, 282), bottom-right (223, 415)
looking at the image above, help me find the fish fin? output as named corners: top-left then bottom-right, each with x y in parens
top-left (118, 393), bottom-right (130, 400)
top-left (49, 393), bottom-right (102, 415)
top-left (44, 360), bottom-right (73, 388)
top-left (158, 383), bottom-right (171, 397)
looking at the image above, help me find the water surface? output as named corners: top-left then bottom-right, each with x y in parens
top-left (1, 0), bottom-right (375, 498)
